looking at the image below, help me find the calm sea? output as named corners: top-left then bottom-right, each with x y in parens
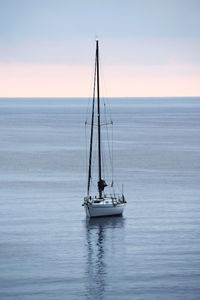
top-left (0, 97), bottom-right (200, 300)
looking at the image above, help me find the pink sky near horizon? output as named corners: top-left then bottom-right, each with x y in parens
top-left (0, 63), bottom-right (200, 97)
top-left (1, 1), bottom-right (200, 97)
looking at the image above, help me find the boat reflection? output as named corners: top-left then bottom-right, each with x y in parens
top-left (85, 216), bottom-right (125, 300)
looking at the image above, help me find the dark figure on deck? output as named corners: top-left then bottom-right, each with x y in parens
top-left (98, 179), bottom-right (107, 193)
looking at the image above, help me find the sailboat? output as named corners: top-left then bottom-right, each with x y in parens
top-left (83, 40), bottom-right (126, 218)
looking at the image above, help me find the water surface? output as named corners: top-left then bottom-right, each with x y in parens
top-left (0, 97), bottom-right (200, 299)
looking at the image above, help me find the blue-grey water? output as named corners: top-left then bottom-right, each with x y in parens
top-left (0, 97), bottom-right (200, 300)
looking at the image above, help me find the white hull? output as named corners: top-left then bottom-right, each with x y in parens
top-left (84, 202), bottom-right (125, 218)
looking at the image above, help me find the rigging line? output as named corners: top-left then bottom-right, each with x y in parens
top-left (90, 130), bottom-right (98, 193)
top-left (104, 101), bottom-right (115, 193)
top-left (96, 46), bottom-right (113, 186)
top-left (98, 50), bottom-right (109, 103)
top-left (102, 146), bottom-right (111, 189)
top-left (85, 123), bottom-right (88, 186)
top-left (85, 98), bottom-right (91, 125)
top-left (106, 96), bottom-right (113, 123)
top-left (101, 130), bottom-right (112, 191)
top-left (103, 120), bottom-right (110, 182)
top-left (104, 122), bottom-right (115, 195)
top-left (85, 53), bottom-right (97, 124)
top-left (111, 121), bottom-right (114, 183)
top-left (115, 178), bottom-right (121, 194)
top-left (101, 140), bottom-right (108, 181)
top-left (102, 104), bottom-right (114, 195)
top-left (101, 118), bottom-right (110, 184)
top-left (87, 53), bottom-right (97, 195)
top-left (103, 101), bottom-right (113, 184)
top-left (101, 147), bottom-right (105, 179)
top-left (100, 93), bottom-right (115, 195)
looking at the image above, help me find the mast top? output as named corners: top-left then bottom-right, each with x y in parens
top-left (95, 34), bottom-right (99, 42)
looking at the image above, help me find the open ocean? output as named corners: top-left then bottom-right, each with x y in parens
top-left (0, 97), bottom-right (200, 300)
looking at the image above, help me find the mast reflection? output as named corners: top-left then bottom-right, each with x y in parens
top-left (85, 216), bottom-right (125, 300)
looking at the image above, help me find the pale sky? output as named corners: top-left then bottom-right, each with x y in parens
top-left (0, 0), bottom-right (200, 97)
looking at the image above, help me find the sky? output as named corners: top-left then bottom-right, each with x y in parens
top-left (0, 0), bottom-right (200, 97)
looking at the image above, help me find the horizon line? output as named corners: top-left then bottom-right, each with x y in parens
top-left (0, 96), bottom-right (200, 99)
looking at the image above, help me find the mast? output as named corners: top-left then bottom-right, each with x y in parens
top-left (96, 40), bottom-right (103, 198)
top-left (87, 40), bottom-right (106, 198)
